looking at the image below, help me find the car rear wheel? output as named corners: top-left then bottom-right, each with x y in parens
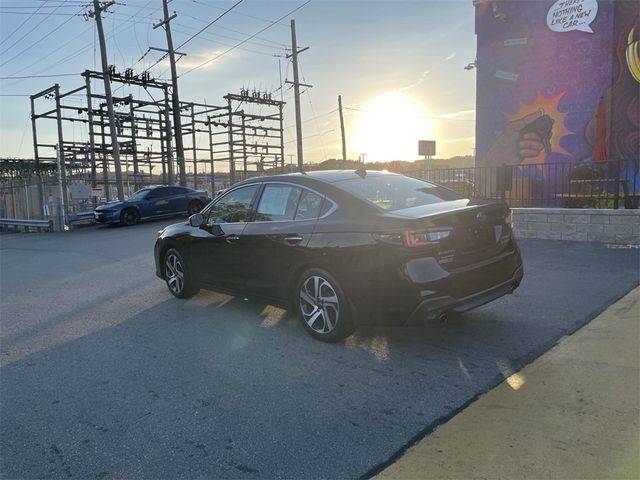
top-left (295, 268), bottom-right (356, 342)
top-left (120, 208), bottom-right (139, 226)
top-left (187, 200), bottom-right (204, 216)
top-left (164, 248), bottom-right (199, 298)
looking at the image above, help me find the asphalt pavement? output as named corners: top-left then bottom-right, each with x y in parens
top-left (1, 220), bottom-right (638, 479)
top-left (377, 287), bottom-right (640, 480)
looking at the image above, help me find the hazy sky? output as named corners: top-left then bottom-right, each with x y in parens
top-left (0, 0), bottom-right (477, 165)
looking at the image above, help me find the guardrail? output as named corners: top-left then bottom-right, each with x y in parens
top-left (67, 211), bottom-right (96, 225)
top-left (0, 218), bottom-right (52, 232)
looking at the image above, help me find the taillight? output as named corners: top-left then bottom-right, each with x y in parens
top-left (505, 209), bottom-right (513, 228)
top-left (402, 228), bottom-right (452, 248)
top-left (375, 228), bottom-right (453, 248)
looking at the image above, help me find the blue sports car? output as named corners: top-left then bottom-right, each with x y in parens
top-left (94, 185), bottom-right (211, 226)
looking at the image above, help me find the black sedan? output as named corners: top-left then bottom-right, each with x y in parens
top-left (95, 185), bottom-right (210, 226)
top-left (154, 170), bottom-right (523, 342)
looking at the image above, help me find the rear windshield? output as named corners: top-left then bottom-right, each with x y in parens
top-left (335, 174), bottom-right (462, 211)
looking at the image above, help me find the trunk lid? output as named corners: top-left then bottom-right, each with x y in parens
top-left (382, 200), bottom-right (512, 267)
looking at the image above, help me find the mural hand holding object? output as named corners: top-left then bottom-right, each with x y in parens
top-left (482, 109), bottom-right (551, 166)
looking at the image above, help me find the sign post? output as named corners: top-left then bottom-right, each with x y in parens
top-left (418, 140), bottom-right (436, 180)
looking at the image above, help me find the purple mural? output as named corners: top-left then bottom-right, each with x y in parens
top-left (474, 0), bottom-right (639, 205)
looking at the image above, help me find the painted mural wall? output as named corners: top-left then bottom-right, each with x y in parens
top-left (475, 0), bottom-right (639, 191)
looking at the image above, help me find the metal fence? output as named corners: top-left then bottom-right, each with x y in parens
top-left (0, 173), bottom-right (225, 221)
top-left (402, 159), bottom-right (639, 209)
top-left (1, 158), bottom-right (638, 222)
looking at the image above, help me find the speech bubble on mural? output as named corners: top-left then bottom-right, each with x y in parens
top-left (547, 0), bottom-right (598, 34)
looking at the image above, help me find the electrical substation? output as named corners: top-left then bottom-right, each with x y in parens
top-left (0, 0), bottom-right (310, 222)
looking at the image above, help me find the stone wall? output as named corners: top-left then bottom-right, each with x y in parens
top-left (512, 209), bottom-right (640, 245)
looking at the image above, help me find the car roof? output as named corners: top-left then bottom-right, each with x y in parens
top-left (245, 169), bottom-right (400, 185)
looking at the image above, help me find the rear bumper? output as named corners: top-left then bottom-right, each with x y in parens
top-left (407, 264), bottom-right (523, 323)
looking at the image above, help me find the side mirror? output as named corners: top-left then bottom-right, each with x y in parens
top-left (189, 213), bottom-right (204, 227)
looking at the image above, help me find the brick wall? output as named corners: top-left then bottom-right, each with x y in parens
top-left (512, 208), bottom-right (640, 245)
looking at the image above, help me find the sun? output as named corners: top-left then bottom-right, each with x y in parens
top-left (351, 94), bottom-right (432, 162)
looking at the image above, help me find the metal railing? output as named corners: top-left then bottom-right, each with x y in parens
top-left (399, 159), bottom-right (639, 209)
top-left (0, 218), bottom-right (52, 232)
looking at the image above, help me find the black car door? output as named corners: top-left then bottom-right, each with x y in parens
top-left (188, 184), bottom-right (260, 292)
top-left (241, 183), bottom-right (327, 302)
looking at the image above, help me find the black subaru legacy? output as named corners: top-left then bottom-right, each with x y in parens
top-left (154, 170), bottom-right (523, 342)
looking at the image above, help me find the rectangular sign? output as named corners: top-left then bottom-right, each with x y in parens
top-left (418, 140), bottom-right (436, 156)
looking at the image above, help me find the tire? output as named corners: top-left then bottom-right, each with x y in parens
top-left (120, 208), bottom-right (140, 226)
top-left (295, 268), bottom-right (356, 342)
top-left (164, 248), bottom-right (199, 298)
top-left (187, 200), bottom-right (204, 216)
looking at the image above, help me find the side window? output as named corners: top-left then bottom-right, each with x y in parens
top-left (166, 187), bottom-right (182, 196)
top-left (255, 184), bottom-right (302, 221)
top-left (295, 190), bottom-right (323, 220)
top-left (150, 187), bottom-right (168, 199)
top-left (205, 185), bottom-right (258, 224)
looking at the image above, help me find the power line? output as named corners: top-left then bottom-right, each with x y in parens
top-left (180, 0), bottom-right (312, 77)
top-left (299, 62), bottom-right (328, 160)
top-left (0, 73), bottom-right (80, 80)
top-left (4, 24), bottom-right (94, 78)
top-left (176, 0), bottom-right (244, 51)
top-left (171, 26), bottom-right (283, 59)
top-left (3, 5), bottom-right (156, 86)
top-left (173, 22), bottom-right (286, 52)
top-left (0, 2), bottom-right (46, 48)
top-left (0, 11), bottom-right (81, 16)
top-left (0, 5), bottom-right (85, 68)
top-left (0, 0), bottom-right (74, 54)
top-left (191, 0), bottom-right (289, 28)
top-left (0, 4), bottom-right (85, 8)
top-left (144, 0), bottom-right (245, 71)
top-left (173, 9), bottom-right (288, 48)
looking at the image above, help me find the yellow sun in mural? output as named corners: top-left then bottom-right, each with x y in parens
top-left (505, 92), bottom-right (573, 165)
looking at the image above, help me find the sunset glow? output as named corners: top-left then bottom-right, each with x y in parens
top-left (351, 95), bottom-right (433, 162)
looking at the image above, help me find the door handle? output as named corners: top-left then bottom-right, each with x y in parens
top-left (284, 235), bottom-right (303, 245)
top-left (226, 234), bottom-right (240, 244)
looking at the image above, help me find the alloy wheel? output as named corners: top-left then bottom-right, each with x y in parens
top-left (299, 275), bottom-right (340, 334)
top-left (165, 252), bottom-right (185, 295)
top-left (122, 209), bottom-right (138, 225)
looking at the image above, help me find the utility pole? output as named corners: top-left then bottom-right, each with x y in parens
top-left (338, 95), bottom-right (347, 162)
top-left (154, 0), bottom-right (186, 187)
top-left (83, 73), bottom-right (98, 206)
top-left (89, 0), bottom-right (125, 201)
top-left (286, 19), bottom-right (311, 172)
top-left (29, 95), bottom-right (44, 218)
